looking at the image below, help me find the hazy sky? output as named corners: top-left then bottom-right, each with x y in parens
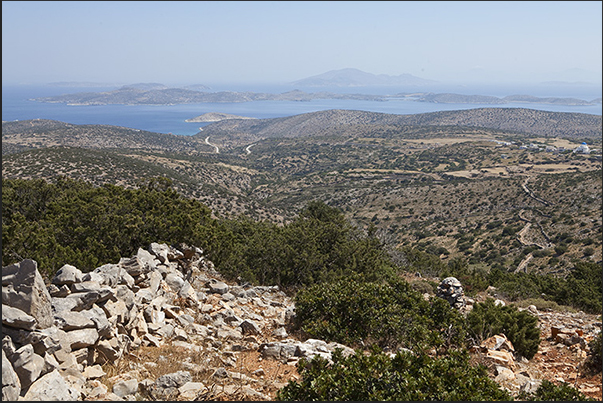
top-left (2, 1), bottom-right (602, 86)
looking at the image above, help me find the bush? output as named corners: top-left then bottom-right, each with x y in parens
top-left (517, 379), bottom-right (595, 401)
top-left (277, 348), bottom-right (512, 401)
top-left (293, 274), bottom-right (466, 351)
top-left (583, 331), bottom-right (602, 375)
top-left (466, 298), bottom-right (541, 359)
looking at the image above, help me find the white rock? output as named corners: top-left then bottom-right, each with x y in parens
top-left (22, 369), bottom-right (80, 401)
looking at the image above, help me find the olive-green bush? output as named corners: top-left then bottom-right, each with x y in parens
top-left (277, 348), bottom-right (512, 401)
top-left (293, 274), bottom-right (466, 351)
top-left (516, 379), bottom-right (595, 401)
top-left (466, 298), bottom-right (541, 359)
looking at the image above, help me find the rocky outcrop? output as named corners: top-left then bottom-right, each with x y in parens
top-left (1, 243), bottom-right (351, 401)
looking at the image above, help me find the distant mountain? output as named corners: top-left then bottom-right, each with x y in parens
top-left (291, 68), bottom-right (438, 87)
top-left (120, 83), bottom-right (169, 90)
top-left (182, 84), bottom-right (212, 91)
top-left (47, 81), bottom-right (122, 88)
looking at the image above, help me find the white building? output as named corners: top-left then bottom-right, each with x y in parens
top-left (573, 142), bottom-right (590, 154)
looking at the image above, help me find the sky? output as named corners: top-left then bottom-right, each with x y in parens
top-left (2, 1), bottom-right (602, 87)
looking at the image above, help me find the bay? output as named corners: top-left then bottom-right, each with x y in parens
top-left (2, 84), bottom-right (601, 137)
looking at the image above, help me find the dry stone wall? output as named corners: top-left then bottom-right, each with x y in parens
top-left (2, 243), bottom-right (352, 401)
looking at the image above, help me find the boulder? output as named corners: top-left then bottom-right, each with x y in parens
top-left (2, 304), bottom-right (37, 330)
top-left (86, 304), bottom-right (113, 339)
top-left (26, 327), bottom-right (70, 356)
top-left (165, 272), bottom-right (185, 293)
top-left (89, 263), bottom-right (134, 288)
top-left (112, 378), bottom-right (139, 398)
top-left (51, 264), bottom-right (83, 286)
top-left (2, 349), bottom-right (21, 401)
top-left (155, 370), bottom-right (192, 389)
top-left (208, 279), bottom-right (229, 295)
top-left (178, 381), bottom-right (206, 399)
top-left (11, 344), bottom-right (45, 390)
top-left (22, 369), bottom-right (80, 401)
top-left (54, 310), bottom-right (96, 331)
top-left (64, 328), bottom-right (99, 350)
top-left (2, 259), bottom-right (54, 329)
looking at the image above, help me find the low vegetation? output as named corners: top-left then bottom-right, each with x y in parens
top-left (2, 109), bottom-right (601, 400)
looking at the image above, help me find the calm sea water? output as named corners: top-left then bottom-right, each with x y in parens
top-left (2, 84), bottom-right (601, 137)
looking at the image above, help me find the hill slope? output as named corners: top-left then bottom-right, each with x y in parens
top-left (198, 108), bottom-right (602, 142)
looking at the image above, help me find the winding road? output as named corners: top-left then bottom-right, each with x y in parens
top-left (205, 136), bottom-right (219, 154)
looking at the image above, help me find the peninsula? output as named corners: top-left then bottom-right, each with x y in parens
top-left (185, 112), bottom-right (257, 123)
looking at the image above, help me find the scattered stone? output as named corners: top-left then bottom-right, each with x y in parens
top-left (112, 378), bottom-right (139, 398)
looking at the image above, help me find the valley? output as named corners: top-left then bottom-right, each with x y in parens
top-left (2, 108), bottom-right (602, 279)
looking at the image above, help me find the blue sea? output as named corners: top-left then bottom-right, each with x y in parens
top-left (2, 83), bottom-right (601, 137)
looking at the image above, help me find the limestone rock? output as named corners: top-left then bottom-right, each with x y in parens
top-left (11, 343), bottom-right (45, 390)
top-left (22, 369), bottom-right (80, 401)
top-left (65, 328), bottom-right (99, 350)
top-left (112, 378), bottom-right (139, 398)
top-left (208, 279), bottom-right (229, 295)
top-left (2, 349), bottom-right (21, 401)
top-left (54, 310), bottom-right (95, 331)
top-left (51, 264), bottom-right (83, 286)
top-left (2, 259), bottom-right (54, 329)
top-left (2, 304), bottom-right (37, 330)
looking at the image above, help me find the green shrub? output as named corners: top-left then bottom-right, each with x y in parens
top-left (410, 279), bottom-right (436, 295)
top-left (466, 298), bottom-right (540, 359)
top-left (583, 331), bottom-right (602, 375)
top-left (513, 298), bottom-right (576, 313)
top-left (277, 348), bottom-right (512, 401)
top-left (517, 379), bottom-right (595, 401)
top-left (293, 275), bottom-right (466, 351)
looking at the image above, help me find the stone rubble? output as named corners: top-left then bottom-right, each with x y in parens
top-left (2, 242), bottom-right (355, 401)
top-left (467, 304), bottom-right (602, 399)
top-left (3, 244), bottom-right (601, 400)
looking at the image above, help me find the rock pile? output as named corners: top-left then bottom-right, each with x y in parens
top-left (2, 243), bottom-right (352, 401)
top-left (436, 276), bottom-right (466, 309)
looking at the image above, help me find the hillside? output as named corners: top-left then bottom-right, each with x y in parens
top-left (1, 119), bottom-right (210, 155)
top-left (3, 107), bottom-right (601, 277)
top-left (198, 108), bottom-right (602, 145)
top-left (2, 108), bottom-right (602, 401)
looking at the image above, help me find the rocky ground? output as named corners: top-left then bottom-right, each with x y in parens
top-left (2, 243), bottom-right (601, 401)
